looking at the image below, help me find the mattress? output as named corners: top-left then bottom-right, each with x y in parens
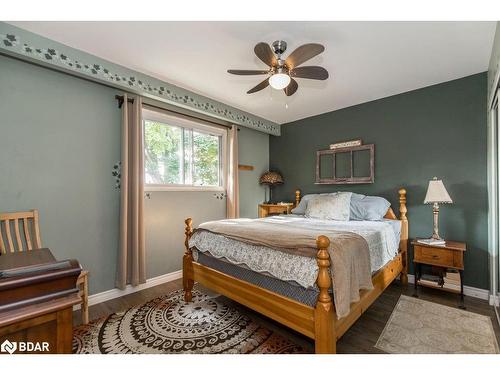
top-left (194, 250), bottom-right (320, 307)
top-left (190, 215), bottom-right (401, 289)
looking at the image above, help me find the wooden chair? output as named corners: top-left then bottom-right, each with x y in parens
top-left (0, 209), bottom-right (89, 324)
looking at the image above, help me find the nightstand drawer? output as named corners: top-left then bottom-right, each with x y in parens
top-left (414, 246), bottom-right (454, 267)
top-left (258, 203), bottom-right (294, 218)
top-left (267, 206), bottom-right (290, 215)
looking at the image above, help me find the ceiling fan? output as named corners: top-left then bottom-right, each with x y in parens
top-left (227, 40), bottom-right (329, 96)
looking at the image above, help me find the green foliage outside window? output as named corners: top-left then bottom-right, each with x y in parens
top-left (193, 131), bottom-right (219, 186)
top-left (144, 120), bottom-right (221, 186)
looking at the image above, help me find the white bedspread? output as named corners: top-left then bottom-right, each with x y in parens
top-left (190, 215), bottom-right (400, 289)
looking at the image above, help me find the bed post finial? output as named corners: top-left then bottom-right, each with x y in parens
top-left (314, 235), bottom-right (336, 353)
top-left (183, 217), bottom-right (194, 302)
top-left (398, 188), bottom-right (409, 285)
top-left (398, 188), bottom-right (407, 221)
top-left (316, 235), bottom-right (331, 305)
top-left (295, 189), bottom-right (301, 207)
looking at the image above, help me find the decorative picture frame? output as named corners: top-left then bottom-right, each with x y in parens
top-left (316, 144), bottom-right (375, 185)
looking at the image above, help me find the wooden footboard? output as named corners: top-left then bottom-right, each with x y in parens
top-left (182, 188), bottom-right (408, 354)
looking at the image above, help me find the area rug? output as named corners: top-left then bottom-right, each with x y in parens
top-left (73, 288), bottom-right (306, 354)
top-left (375, 295), bottom-right (499, 354)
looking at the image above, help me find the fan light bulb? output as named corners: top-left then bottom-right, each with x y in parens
top-left (269, 73), bottom-right (291, 90)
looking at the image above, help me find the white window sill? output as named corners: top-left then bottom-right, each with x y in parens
top-left (145, 185), bottom-right (226, 192)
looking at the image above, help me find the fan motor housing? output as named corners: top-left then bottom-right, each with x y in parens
top-left (272, 40), bottom-right (287, 55)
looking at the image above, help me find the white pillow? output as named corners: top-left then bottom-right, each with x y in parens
top-left (291, 193), bottom-right (328, 215)
top-left (305, 192), bottom-right (352, 221)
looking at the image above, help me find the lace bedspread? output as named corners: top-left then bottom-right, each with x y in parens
top-left (190, 215), bottom-right (400, 289)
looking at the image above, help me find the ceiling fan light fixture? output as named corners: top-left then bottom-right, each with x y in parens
top-left (229, 41), bottom-right (327, 96)
top-left (269, 72), bottom-right (291, 90)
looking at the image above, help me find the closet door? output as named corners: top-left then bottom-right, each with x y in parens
top-left (493, 91), bottom-right (500, 324)
top-left (496, 94), bottom-right (500, 323)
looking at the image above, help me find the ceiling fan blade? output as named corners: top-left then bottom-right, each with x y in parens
top-left (285, 43), bottom-right (325, 69)
top-left (254, 42), bottom-right (277, 67)
top-left (247, 78), bottom-right (270, 94)
top-left (227, 69), bottom-right (269, 75)
top-left (290, 66), bottom-right (329, 80)
top-left (284, 78), bottom-right (298, 96)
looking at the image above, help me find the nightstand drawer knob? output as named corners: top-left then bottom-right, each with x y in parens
top-left (432, 255), bottom-right (439, 259)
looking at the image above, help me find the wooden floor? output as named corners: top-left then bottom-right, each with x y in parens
top-left (73, 279), bottom-right (500, 354)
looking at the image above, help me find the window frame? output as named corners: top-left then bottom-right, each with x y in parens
top-left (142, 108), bottom-right (227, 192)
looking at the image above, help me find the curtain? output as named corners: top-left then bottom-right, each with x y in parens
top-left (226, 125), bottom-right (239, 219)
top-left (116, 94), bottom-right (146, 289)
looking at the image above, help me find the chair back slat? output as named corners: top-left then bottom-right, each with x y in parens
top-left (14, 219), bottom-right (23, 252)
top-left (0, 221), bottom-right (7, 254)
top-left (0, 222), bottom-right (6, 253)
top-left (4, 219), bottom-right (15, 253)
top-left (0, 210), bottom-right (42, 253)
top-left (33, 210), bottom-right (42, 249)
top-left (23, 218), bottom-right (33, 250)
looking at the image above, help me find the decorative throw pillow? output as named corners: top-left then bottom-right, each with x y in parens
top-left (350, 195), bottom-right (391, 221)
top-left (305, 192), bottom-right (352, 221)
top-left (290, 193), bottom-right (332, 215)
top-left (290, 194), bottom-right (317, 215)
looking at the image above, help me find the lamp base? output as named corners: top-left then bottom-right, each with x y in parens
top-left (430, 203), bottom-right (444, 241)
top-left (430, 233), bottom-right (444, 241)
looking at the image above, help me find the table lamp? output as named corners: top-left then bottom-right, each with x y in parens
top-left (259, 171), bottom-right (283, 204)
top-left (424, 177), bottom-right (453, 240)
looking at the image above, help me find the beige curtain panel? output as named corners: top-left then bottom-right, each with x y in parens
top-left (226, 125), bottom-right (239, 219)
top-left (116, 94), bottom-right (146, 289)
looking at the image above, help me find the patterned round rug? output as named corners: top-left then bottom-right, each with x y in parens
top-left (73, 288), bottom-right (306, 354)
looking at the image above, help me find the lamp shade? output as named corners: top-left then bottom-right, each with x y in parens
top-left (259, 171), bottom-right (284, 186)
top-left (424, 177), bottom-right (453, 204)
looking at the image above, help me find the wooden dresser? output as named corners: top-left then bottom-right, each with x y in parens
top-left (0, 249), bottom-right (81, 354)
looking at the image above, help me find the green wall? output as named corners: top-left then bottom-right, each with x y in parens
top-left (0, 55), bottom-right (121, 294)
top-left (270, 73), bottom-right (489, 289)
top-left (238, 126), bottom-right (269, 218)
top-left (0, 55), bottom-right (268, 294)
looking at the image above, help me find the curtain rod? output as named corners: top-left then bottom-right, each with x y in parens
top-left (114, 95), bottom-right (238, 131)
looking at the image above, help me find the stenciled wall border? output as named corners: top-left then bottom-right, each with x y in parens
top-left (0, 22), bottom-right (280, 136)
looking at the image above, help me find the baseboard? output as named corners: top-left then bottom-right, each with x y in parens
top-left (75, 270), bottom-right (495, 310)
top-left (74, 270), bottom-right (182, 311)
top-left (406, 274), bottom-right (492, 303)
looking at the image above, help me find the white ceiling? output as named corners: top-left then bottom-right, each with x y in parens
top-left (9, 21), bottom-right (496, 124)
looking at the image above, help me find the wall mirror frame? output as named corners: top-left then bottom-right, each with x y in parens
top-left (315, 144), bottom-right (375, 184)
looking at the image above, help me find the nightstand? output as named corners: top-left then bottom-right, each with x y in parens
top-left (412, 239), bottom-right (466, 308)
top-left (258, 203), bottom-right (294, 218)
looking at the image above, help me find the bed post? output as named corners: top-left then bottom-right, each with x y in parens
top-left (183, 217), bottom-right (194, 302)
top-left (314, 235), bottom-right (336, 354)
top-left (295, 189), bottom-right (301, 208)
top-left (399, 188), bottom-right (409, 285)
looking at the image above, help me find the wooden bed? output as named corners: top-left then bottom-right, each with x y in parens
top-left (183, 188), bottom-right (408, 354)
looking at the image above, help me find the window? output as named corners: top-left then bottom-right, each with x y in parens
top-left (143, 108), bottom-right (226, 191)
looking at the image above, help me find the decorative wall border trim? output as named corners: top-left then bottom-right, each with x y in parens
top-left (0, 22), bottom-right (280, 136)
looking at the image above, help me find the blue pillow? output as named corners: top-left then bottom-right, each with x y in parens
top-left (350, 195), bottom-right (391, 221)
